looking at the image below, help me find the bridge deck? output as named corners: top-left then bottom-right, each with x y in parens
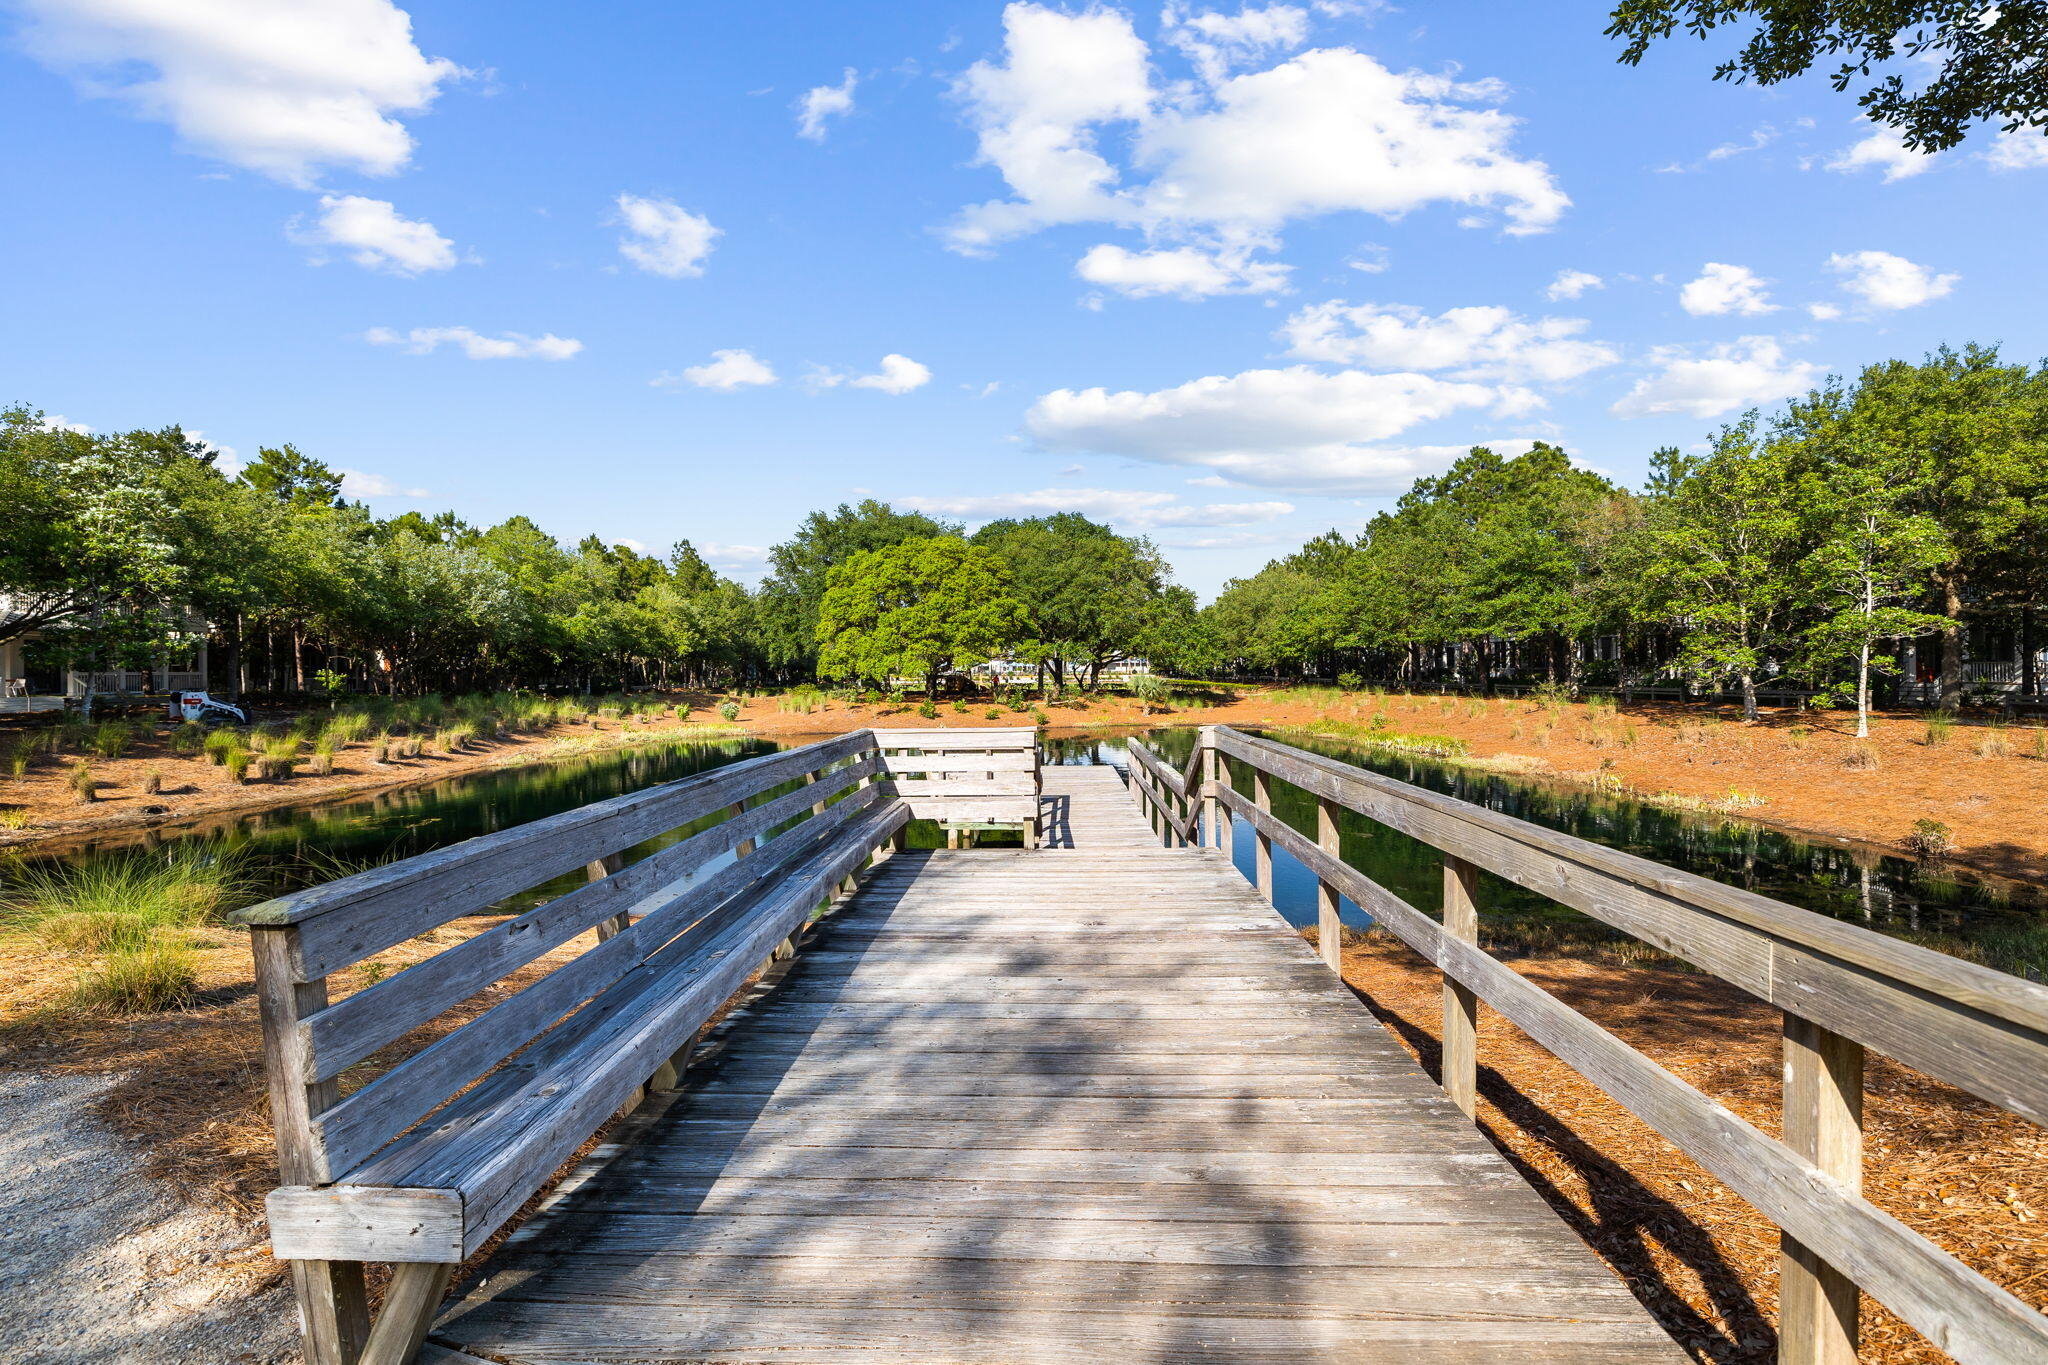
top-left (432, 763), bottom-right (1682, 1363)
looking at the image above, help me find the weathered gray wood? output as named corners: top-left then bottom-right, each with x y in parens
top-left (584, 851), bottom-right (629, 943)
top-left (1213, 727), bottom-right (2048, 1128)
top-left (1317, 795), bottom-right (1341, 973)
top-left (249, 929), bottom-right (372, 1365)
top-left (309, 787), bottom-right (885, 1178)
top-left (1780, 1014), bottom-right (1865, 1365)
top-left (1442, 853), bottom-right (1480, 1119)
top-left (300, 756), bottom-right (880, 1084)
top-left (268, 1186), bottom-right (465, 1262)
top-left (359, 1260), bottom-right (454, 1365)
top-left (877, 750), bottom-right (1037, 772)
top-left (1217, 785), bottom-right (2048, 1364)
top-left (1253, 764), bottom-right (1273, 900)
top-left (241, 732), bottom-right (873, 972)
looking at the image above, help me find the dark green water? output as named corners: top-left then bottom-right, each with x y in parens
top-left (14, 727), bottom-right (2045, 977)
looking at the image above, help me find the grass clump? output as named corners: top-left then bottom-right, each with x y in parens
top-left (1842, 742), bottom-right (1880, 770)
top-left (69, 761), bottom-right (97, 803)
top-left (1974, 725), bottom-right (2013, 759)
top-left (1924, 710), bottom-right (1955, 746)
top-left (4, 847), bottom-right (250, 1013)
top-left (90, 720), bottom-right (134, 759)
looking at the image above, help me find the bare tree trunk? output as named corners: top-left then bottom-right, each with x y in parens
top-left (1935, 568), bottom-right (1964, 707)
top-left (1740, 667), bottom-right (1758, 722)
top-left (2023, 605), bottom-right (2038, 698)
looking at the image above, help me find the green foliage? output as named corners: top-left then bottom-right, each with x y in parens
top-left (1605, 1), bottom-right (2048, 153)
top-left (1924, 711), bottom-right (1955, 745)
top-left (1905, 818), bottom-right (1956, 858)
top-left (816, 536), bottom-right (1027, 695)
top-left (917, 699), bottom-right (938, 719)
top-left (718, 700), bottom-right (741, 721)
top-left (68, 761), bottom-right (96, 802)
top-left (89, 721), bottom-right (132, 759)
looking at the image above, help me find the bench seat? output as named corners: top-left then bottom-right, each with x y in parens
top-left (266, 800), bottom-right (905, 1264)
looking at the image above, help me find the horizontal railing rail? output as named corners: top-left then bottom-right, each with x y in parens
top-left (871, 726), bottom-right (1042, 846)
top-left (236, 728), bottom-right (910, 1365)
top-left (1127, 724), bottom-right (2048, 1365)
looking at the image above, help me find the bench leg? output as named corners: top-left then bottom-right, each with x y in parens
top-left (359, 1260), bottom-right (455, 1365)
top-left (291, 1259), bottom-right (371, 1365)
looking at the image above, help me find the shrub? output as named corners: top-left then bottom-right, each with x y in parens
top-left (1336, 671), bottom-right (1362, 691)
top-left (69, 761), bottom-right (96, 803)
top-left (917, 700), bottom-right (938, 720)
top-left (985, 707), bottom-right (1002, 721)
top-left (718, 700), bottom-right (741, 722)
top-left (1904, 818), bottom-right (1955, 858)
top-left (142, 766), bottom-right (163, 795)
top-left (1032, 707), bottom-right (1049, 725)
top-left (1924, 710), bottom-right (1954, 746)
top-left (952, 700), bottom-right (970, 715)
top-left (1842, 742), bottom-right (1880, 770)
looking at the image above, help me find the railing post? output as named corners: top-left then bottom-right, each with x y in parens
top-left (727, 800), bottom-right (756, 857)
top-left (1316, 797), bottom-right (1341, 973)
top-left (1200, 729), bottom-right (1218, 848)
top-left (250, 928), bottom-right (371, 1365)
top-left (1441, 855), bottom-right (1480, 1118)
top-left (586, 852), bottom-right (628, 941)
top-left (1780, 1014), bottom-right (1865, 1365)
top-left (1252, 765), bottom-right (1272, 902)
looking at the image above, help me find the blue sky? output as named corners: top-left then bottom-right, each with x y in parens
top-left (4, 2), bottom-right (2043, 597)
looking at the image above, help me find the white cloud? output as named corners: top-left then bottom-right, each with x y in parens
top-left (812, 354), bottom-right (933, 394)
top-left (338, 467), bottom-right (427, 498)
top-left (1544, 268), bottom-right (1602, 301)
top-left (615, 194), bottom-right (719, 278)
top-left (1076, 243), bottom-right (1290, 299)
top-left (946, 4), bottom-right (1566, 261)
top-left (41, 414), bottom-right (94, 434)
top-left (1983, 128), bottom-right (2048, 170)
top-left (1825, 250), bottom-right (1958, 311)
top-left (1610, 337), bottom-right (1821, 420)
top-left (1824, 125), bottom-right (1941, 182)
top-left (17, 0), bottom-right (462, 186)
top-left (1346, 243), bottom-right (1389, 273)
top-left (657, 348), bottom-right (778, 390)
top-left (364, 326), bottom-right (582, 360)
top-left (898, 486), bottom-right (1293, 528)
top-left (850, 353), bottom-right (932, 394)
top-left (796, 68), bottom-right (857, 140)
top-left (1281, 300), bottom-right (1618, 384)
top-left (1807, 302), bottom-right (1843, 321)
top-left (1026, 364), bottom-right (1512, 493)
top-left (1679, 262), bottom-right (1775, 317)
top-left (1161, 3), bottom-right (1310, 84)
top-left (290, 194), bottom-right (461, 275)
top-left (615, 538), bottom-right (649, 554)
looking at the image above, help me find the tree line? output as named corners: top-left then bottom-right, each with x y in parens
top-left (1201, 345), bottom-right (2048, 733)
top-left (0, 410), bottom-right (1197, 704)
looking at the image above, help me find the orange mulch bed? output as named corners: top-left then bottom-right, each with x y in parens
top-left (1315, 927), bottom-right (2048, 1364)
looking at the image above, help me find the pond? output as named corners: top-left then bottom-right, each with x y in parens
top-left (13, 726), bottom-right (2046, 979)
top-left (1069, 729), bottom-right (2048, 980)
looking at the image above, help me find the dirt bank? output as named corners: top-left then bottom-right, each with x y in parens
top-left (7, 685), bottom-right (2047, 883)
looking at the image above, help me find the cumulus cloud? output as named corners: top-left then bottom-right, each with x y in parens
top-left (615, 194), bottom-right (720, 278)
top-left (1824, 125), bottom-right (1941, 182)
top-left (946, 3), bottom-right (1566, 268)
top-left (657, 348), bottom-right (778, 390)
top-left (1825, 250), bottom-right (1958, 310)
top-left (1983, 128), bottom-right (2048, 170)
top-left (365, 326), bottom-right (582, 360)
top-left (338, 467), bottom-right (428, 498)
top-left (899, 486), bottom-right (1293, 529)
top-left (796, 68), bottom-right (858, 140)
top-left (1610, 337), bottom-right (1821, 420)
top-left (1026, 365), bottom-right (1513, 493)
top-left (1160, 2), bottom-right (1311, 83)
top-left (1076, 243), bottom-right (1290, 299)
top-left (1544, 269), bottom-right (1602, 301)
top-left (811, 354), bottom-right (934, 394)
top-left (1281, 301), bottom-right (1618, 384)
top-left (289, 194), bottom-right (462, 274)
top-left (1678, 263), bottom-right (1775, 316)
top-left (16, 0), bottom-right (463, 186)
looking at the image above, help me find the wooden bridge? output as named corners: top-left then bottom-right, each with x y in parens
top-left (235, 726), bottom-right (2048, 1365)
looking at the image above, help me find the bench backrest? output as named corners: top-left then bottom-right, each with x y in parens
top-left (235, 730), bottom-right (888, 1187)
top-left (871, 726), bottom-right (1041, 827)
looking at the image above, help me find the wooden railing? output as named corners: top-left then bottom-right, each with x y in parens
top-left (235, 730), bottom-right (919, 1365)
top-left (1127, 725), bottom-right (2048, 1365)
top-left (872, 725), bottom-right (1041, 846)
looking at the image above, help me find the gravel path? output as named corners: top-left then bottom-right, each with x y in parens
top-left (0, 1070), bottom-right (299, 1365)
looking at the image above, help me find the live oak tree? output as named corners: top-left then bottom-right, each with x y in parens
top-left (815, 536), bottom-right (1027, 697)
top-left (1606, 1), bottom-right (2048, 153)
top-left (759, 500), bottom-right (960, 674)
top-left (969, 513), bottom-right (1174, 689)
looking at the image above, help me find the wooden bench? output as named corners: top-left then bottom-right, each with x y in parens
top-left (235, 732), bottom-right (908, 1365)
top-left (871, 725), bottom-right (1041, 847)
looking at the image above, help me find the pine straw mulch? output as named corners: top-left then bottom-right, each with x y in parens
top-left (1309, 926), bottom-right (2048, 1364)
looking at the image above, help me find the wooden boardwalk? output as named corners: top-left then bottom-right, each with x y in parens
top-left (429, 763), bottom-right (1682, 1363)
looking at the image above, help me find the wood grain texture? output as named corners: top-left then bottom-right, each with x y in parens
top-left (432, 777), bottom-right (1684, 1364)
